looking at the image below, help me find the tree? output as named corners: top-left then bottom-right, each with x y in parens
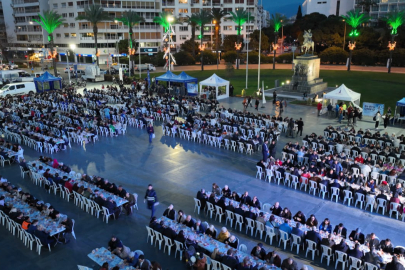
top-left (384, 11), bottom-right (405, 36)
top-left (186, 14), bottom-right (198, 57)
top-left (75, 5), bottom-right (112, 65)
top-left (223, 35), bottom-right (240, 51)
top-left (115, 11), bottom-right (145, 75)
top-left (33, 10), bottom-right (65, 76)
top-left (153, 12), bottom-right (176, 33)
top-left (296, 5), bottom-right (303, 20)
top-left (118, 39), bottom-right (138, 54)
top-left (341, 10), bottom-right (370, 38)
top-left (229, 8), bottom-right (254, 69)
top-left (358, 0), bottom-right (378, 15)
top-left (191, 10), bottom-right (213, 70)
top-left (269, 13), bottom-right (285, 69)
top-left (249, 30), bottom-right (270, 51)
top-left (211, 8), bottom-right (227, 66)
top-left (180, 39), bottom-right (200, 55)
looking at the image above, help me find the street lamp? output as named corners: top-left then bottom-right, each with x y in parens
top-left (388, 41), bottom-right (396, 73)
top-left (291, 44), bottom-right (297, 71)
top-left (70, 44), bottom-right (76, 82)
top-left (342, 19), bottom-right (346, 50)
top-left (280, 20), bottom-right (284, 54)
top-left (167, 15), bottom-right (174, 71)
top-left (347, 41), bottom-right (356, 71)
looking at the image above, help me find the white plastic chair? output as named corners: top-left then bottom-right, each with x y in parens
top-left (309, 180), bottom-right (317, 195)
top-left (320, 245), bottom-right (333, 266)
top-left (331, 187), bottom-right (340, 202)
top-left (291, 234), bottom-right (302, 254)
top-left (262, 203), bottom-right (271, 212)
top-left (365, 195), bottom-right (376, 213)
top-left (348, 256), bottom-right (363, 270)
top-left (335, 250), bottom-right (348, 270)
top-left (245, 217), bottom-right (256, 236)
top-left (389, 202), bottom-right (401, 219)
top-left (364, 262), bottom-right (379, 270)
top-left (255, 220), bottom-right (265, 239)
top-left (174, 240), bottom-right (184, 260)
top-left (279, 230), bottom-right (290, 249)
top-left (238, 244), bottom-right (247, 253)
top-left (194, 198), bottom-right (201, 214)
top-left (265, 225), bottom-right (277, 245)
top-left (305, 239), bottom-right (318, 260)
top-left (102, 206), bottom-right (115, 223)
top-left (163, 235), bottom-right (174, 255)
top-left (214, 205), bottom-right (224, 223)
top-left (256, 166), bottom-right (264, 179)
top-left (343, 190), bottom-right (353, 206)
top-left (210, 259), bottom-right (222, 270)
top-left (376, 198), bottom-right (387, 215)
top-left (225, 210), bottom-right (234, 227)
top-left (354, 193), bottom-right (365, 209)
top-left (206, 202), bottom-right (215, 219)
top-left (234, 213), bottom-right (244, 231)
top-left (319, 183), bottom-right (328, 199)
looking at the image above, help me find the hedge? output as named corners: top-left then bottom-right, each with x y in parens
top-left (319, 47), bottom-right (348, 64)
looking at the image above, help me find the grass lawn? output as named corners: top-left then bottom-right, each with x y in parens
top-left (145, 68), bottom-right (405, 110)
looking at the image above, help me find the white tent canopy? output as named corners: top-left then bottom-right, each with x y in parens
top-left (199, 73), bottom-right (230, 100)
top-left (323, 84), bottom-right (361, 105)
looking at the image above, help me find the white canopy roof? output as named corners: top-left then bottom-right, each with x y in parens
top-left (323, 84), bottom-right (361, 104)
top-left (199, 74), bottom-right (230, 100)
top-left (199, 73), bottom-right (229, 87)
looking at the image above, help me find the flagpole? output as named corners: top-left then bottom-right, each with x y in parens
top-left (257, 0), bottom-right (263, 92)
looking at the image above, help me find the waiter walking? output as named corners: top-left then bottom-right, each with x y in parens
top-left (262, 140), bottom-right (269, 162)
top-left (144, 184), bottom-right (158, 219)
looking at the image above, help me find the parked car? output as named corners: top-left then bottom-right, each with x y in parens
top-left (64, 66), bottom-right (74, 73)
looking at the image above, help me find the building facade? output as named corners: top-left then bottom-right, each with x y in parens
top-left (302, 0), bottom-right (355, 17)
top-left (355, 0), bottom-right (405, 22)
top-left (4, 0), bottom-right (267, 64)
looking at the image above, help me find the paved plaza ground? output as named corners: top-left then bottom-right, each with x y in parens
top-left (1, 94), bottom-right (405, 270)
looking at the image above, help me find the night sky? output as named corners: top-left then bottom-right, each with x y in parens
top-left (264, 0), bottom-right (303, 17)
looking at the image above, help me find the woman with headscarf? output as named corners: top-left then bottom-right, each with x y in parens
top-left (52, 159), bottom-right (59, 169)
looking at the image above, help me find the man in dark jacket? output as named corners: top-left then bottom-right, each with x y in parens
top-left (222, 249), bottom-right (239, 269)
top-left (250, 243), bottom-right (266, 260)
top-left (144, 184), bottom-right (158, 218)
top-left (104, 196), bottom-right (121, 219)
top-left (347, 243), bottom-right (363, 259)
top-left (280, 258), bottom-right (298, 270)
top-left (349, 228), bottom-right (365, 244)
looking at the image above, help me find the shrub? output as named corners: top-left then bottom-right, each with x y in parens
top-left (352, 48), bottom-right (376, 66)
top-left (197, 50), bottom-right (217, 65)
top-left (319, 47), bottom-right (348, 64)
top-left (104, 74), bottom-right (112, 81)
top-left (222, 51), bottom-right (237, 63)
top-left (276, 52), bottom-right (294, 64)
top-left (173, 51), bottom-right (195, 66)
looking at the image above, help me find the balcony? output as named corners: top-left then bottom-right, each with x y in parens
top-left (11, 0), bottom-right (39, 7)
top-left (162, 1), bottom-right (175, 6)
top-left (101, 4), bottom-right (122, 8)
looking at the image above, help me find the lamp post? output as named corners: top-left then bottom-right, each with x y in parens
top-left (245, 33), bottom-right (249, 89)
top-left (167, 15), bottom-right (174, 71)
top-left (235, 42), bottom-right (242, 70)
top-left (66, 48), bottom-right (71, 84)
top-left (342, 19), bottom-right (346, 50)
top-left (347, 41), bottom-right (356, 71)
top-left (273, 33), bottom-right (278, 70)
top-left (291, 44), bottom-right (297, 71)
top-left (280, 20), bottom-right (283, 54)
top-left (257, 1), bottom-right (262, 93)
top-left (388, 40), bottom-right (396, 74)
top-left (139, 22), bottom-right (141, 79)
top-left (70, 44), bottom-right (76, 82)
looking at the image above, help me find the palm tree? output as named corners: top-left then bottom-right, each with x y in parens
top-left (186, 14), bottom-right (198, 57)
top-left (269, 13), bottom-right (285, 70)
top-left (33, 10), bottom-right (65, 76)
top-left (192, 10), bottom-right (213, 71)
top-left (153, 12), bottom-right (175, 33)
top-left (211, 8), bottom-right (227, 69)
top-left (384, 10), bottom-right (405, 73)
top-left (115, 11), bottom-right (145, 76)
top-left (229, 8), bottom-right (254, 69)
top-left (75, 5), bottom-right (112, 65)
top-left (358, 0), bottom-right (378, 14)
top-left (342, 10), bottom-right (369, 71)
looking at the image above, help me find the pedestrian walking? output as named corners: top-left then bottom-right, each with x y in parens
top-left (287, 118), bottom-right (295, 138)
top-left (273, 91), bottom-right (277, 105)
top-left (297, 118), bottom-right (304, 136)
top-left (247, 96), bottom-right (252, 107)
top-left (262, 140), bottom-right (269, 162)
top-left (144, 184), bottom-right (158, 218)
top-left (353, 109), bottom-right (358, 126)
top-left (146, 123), bottom-right (155, 143)
top-left (255, 98), bottom-right (259, 110)
top-left (338, 107), bottom-right (343, 123)
top-left (383, 114), bottom-right (390, 129)
top-left (335, 104), bottom-right (339, 118)
top-left (242, 98), bottom-right (247, 109)
top-left (317, 102), bottom-right (322, 116)
top-left (374, 111), bottom-right (381, 130)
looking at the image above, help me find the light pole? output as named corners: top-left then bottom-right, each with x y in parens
top-left (291, 44), bottom-right (297, 71)
top-left (139, 22), bottom-right (141, 79)
top-left (245, 31), bottom-right (249, 89)
top-left (273, 32), bottom-right (277, 70)
top-left (388, 40), bottom-right (396, 74)
top-left (347, 41), bottom-right (356, 71)
top-left (342, 19), bottom-right (346, 50)
top-left (66, 49), bottom-right (71, 84)
top-left (213, 19), bottom-right (219, 70)
top-left (70, 44), bottom-right (76, 82)
top-left (257, 0), bottom-right (262, 92)
top-left (167, 15), bottom-right (174, 71)
top-left (280, 20), bottom-right (283, 54)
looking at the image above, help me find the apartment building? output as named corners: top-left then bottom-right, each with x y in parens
top-left (302, 0), bottom-right (354, 17)
top-left (355, 0), bottom-right (405, 22)
top-left (3, 0), bottom-right (269, 63)
top-left (163, 0), bottom-right (260, 50)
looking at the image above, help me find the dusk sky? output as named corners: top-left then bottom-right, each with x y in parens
top-left (264, 0), bottom-right (303, 17)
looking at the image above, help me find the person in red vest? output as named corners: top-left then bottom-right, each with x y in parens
top-left (317, 102), bottom-right (323, 116)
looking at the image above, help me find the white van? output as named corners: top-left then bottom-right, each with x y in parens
top-left (134, 63), bottom-right (156, 71)
top-left (0, 82), bottom-right (36, 97)
top-left (0, 70), bottom-right (21, 84)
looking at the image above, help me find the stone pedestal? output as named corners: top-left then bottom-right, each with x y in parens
top-left (284, 55), bottom-right (327, 94)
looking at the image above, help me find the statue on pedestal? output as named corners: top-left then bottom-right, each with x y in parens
top-left (301, 30), bottom-right (315, 55)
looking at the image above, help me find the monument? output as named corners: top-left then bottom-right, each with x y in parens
top-left (285, 30), bottom-right (327, 94)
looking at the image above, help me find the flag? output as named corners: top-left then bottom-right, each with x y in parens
top-left (147, 70), bottom-right (151, 88)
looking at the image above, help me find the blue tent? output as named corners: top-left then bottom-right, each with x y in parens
top-left (172, 71), bottom-right (198, 83)
top-left (155, 70), bottom-right (176, 83)
top-left (395, 97), bottom-right (405, 117)
top-left (33, 71), bottom-right (62, 93)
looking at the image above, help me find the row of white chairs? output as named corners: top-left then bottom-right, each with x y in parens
top-left (0, 210), bottom-right (48, 255)
top-left (256, 167), bottom-right (405, 221)
top-left (194, 198), bottom-right (380, 270)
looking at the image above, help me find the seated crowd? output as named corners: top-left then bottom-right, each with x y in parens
top-left (0, 181), bottom-right (73, 247)
top-left (27, 156), bottom-right (137, 219)
top-left (196, 183), bottom-right (405, 269)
